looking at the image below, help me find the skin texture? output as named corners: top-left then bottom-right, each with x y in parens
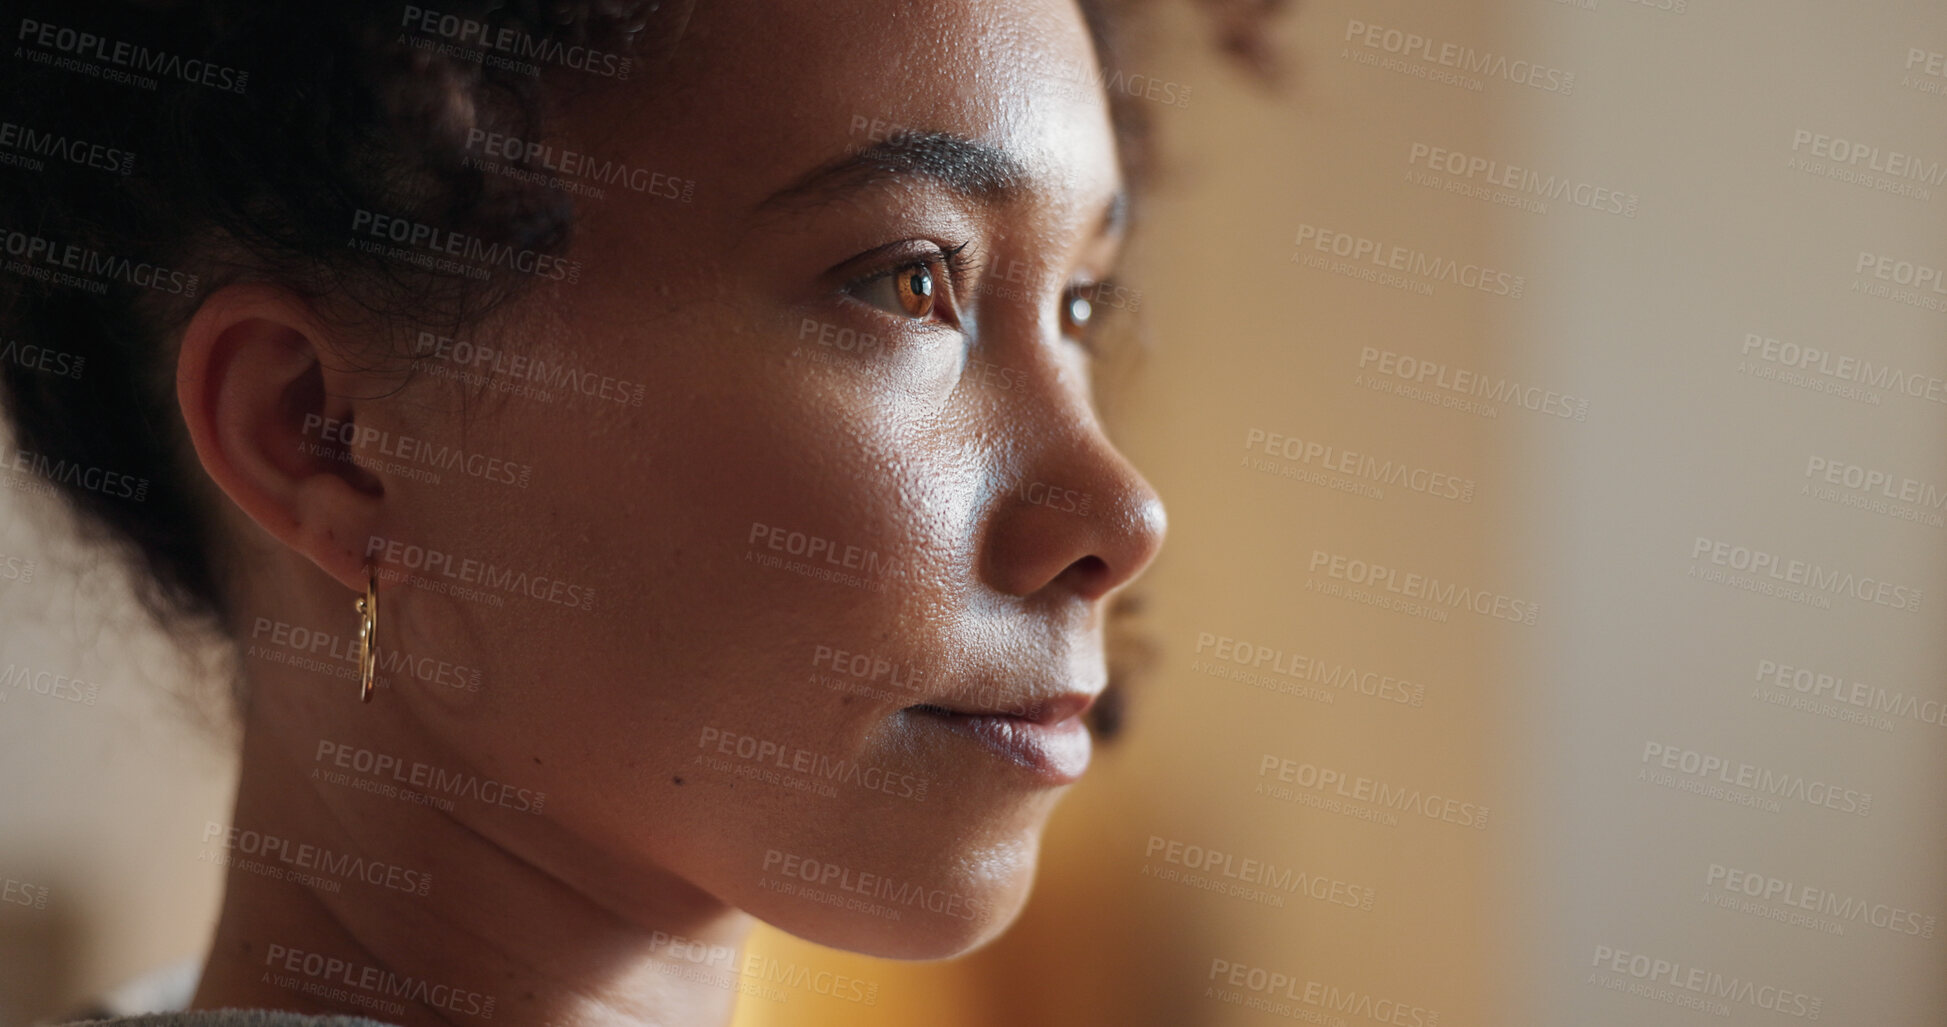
top-left (178, 1), bottom-right (1165, 1024)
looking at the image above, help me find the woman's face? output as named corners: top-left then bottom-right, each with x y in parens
top-left (355, 0), bottom-right (1164, 958)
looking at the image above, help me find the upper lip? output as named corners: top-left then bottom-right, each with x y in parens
top-left (908, 687), bottom-right (1099, 727)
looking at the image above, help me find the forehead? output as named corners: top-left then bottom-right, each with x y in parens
top-left (611, 0), bottom-right (1121, 219)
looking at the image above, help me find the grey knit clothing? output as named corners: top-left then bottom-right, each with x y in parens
top-left (65, 1013), bottom-right (399, 1027)
top-left (47, 959), bottom-right (400, 1027)
top-left (48, 958), bottom-right (395, 1021)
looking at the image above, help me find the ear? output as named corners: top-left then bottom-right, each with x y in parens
top-left (175, 283), bottom-right (388, 592)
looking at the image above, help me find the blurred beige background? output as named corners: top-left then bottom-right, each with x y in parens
top-left (4, 1), bottom-right (1945, 1025)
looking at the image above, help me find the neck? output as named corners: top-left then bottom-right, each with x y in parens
top-left (190, 668), bottom-right (753, 1027)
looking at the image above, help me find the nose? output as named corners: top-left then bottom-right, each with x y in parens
top-left (979, 393), bottom-right (1168, 604)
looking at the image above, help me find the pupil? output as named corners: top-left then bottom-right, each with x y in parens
top-left (907, 268), bottom-right (932, 297)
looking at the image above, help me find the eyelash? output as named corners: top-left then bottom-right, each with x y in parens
top-left (838, 241), bottom-right (1121, 356)
top-left (841, 240), bottom-right (981, 327)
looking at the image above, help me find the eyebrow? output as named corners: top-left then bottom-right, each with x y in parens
top-left (755, 129), bottom-right (1128, 237)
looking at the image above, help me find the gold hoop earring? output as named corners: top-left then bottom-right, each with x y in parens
top-left (355, 564), bottom-right (379, 703)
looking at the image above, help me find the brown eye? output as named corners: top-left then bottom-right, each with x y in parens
top-left (854, 261), bottom-right (939, 320)
top-left (1060, 282), bottom-right (1095, 336)
top-left (896, 264), bottom-right (935, 317)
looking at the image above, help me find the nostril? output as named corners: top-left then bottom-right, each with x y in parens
top-left (1057, 554), bottom-right (1113, 599)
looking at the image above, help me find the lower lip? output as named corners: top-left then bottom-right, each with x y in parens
top-left (914, 709), bottom-right (1093, 784)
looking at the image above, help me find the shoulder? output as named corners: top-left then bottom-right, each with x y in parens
top-left (64, 1012), bottom-right (400, 1027)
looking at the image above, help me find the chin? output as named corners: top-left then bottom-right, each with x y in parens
top-left (763, 884), bottom-right (1033, 962)
top-left (733, 834), bottom-right (1045, 961)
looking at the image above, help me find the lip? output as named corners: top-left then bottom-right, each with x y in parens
top-left (907, 693), bottom-right (1096, 785)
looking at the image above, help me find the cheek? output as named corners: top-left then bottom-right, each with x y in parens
top-left (405, 320), bottom-right (1060, 946)
top-left (476, 358), bottom-right (980, 771)
top-left (628, 363), bottom-right (979, 627)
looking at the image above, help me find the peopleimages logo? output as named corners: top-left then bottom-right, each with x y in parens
top-left (1705, 863), bottom-right (1937, 939)
top-left (746, 522), bottom-right (902, 579)
top-left (1192, 632), bottom-right (1425, 707)
top-left (14, 18), bottom-right (249, 93)
top-left (1853, 250), bottom-right (1947, 313)
top-left (1907, 48), bottom-right (1947, 95)
top-left (1308, 549), bottom-right (1539, 626)
top-left (0, 438), bottom-right (148, 503)
top-left (1292, 224), bottom-right (1525, 298)
top-left (302, 414), bottom-right (533, 488)
top-left (1243, 428), bottom-right (1477, 502)
top-left (0, 661), bottom-right (101, 705)
top-left (1689, 536), bottom-right (1923, 612)
top-left (0, 225), bottom-right (197, 295)
top-left (262, 943), bottom-right (494, 1020)
top-left (1145, 835), bottom-right (1377, 911)
top-left (314, 740), bottom-right (546, 814)
top-left (1790, 129), bottom-right (1947, 188)
top-left (760, 850), bottom-right (985, 921)
top-left (1048, 56), bottom-right (1193, 108)
top-left (695, 727), bottom-right (927, 802)
top-left (1639, 742), bottom-right (1871, 816)
top-left (0, 337), bottom-right (85, 379)
top-left (462, 130), bottom-right (692, 202)
top-left (415, 332), bottom-right (648, 407)
top-left (1588, 945), bottom-right (1822, 1020)
top-left (348, 208), bottom-right (582, 284)
top-left (1343, 18), bottom-right (1575, 94)
top-left (400, 5), bottom-right (632, 79)
top-left (1357, 347), bottom-right (1589, 420)
top-left (645, 929), bottom-right (880, 1007)
top-left (1856, 251), bottom-right (1947, 293)
top-left (1206, 957), bottom-right (1440, 1027)
top-left (1, 874), bottom-right (49, 910)
top-left (365, 535), bottom-right (596, 612)
top-left (248, 616), bottom-right (483, 693)
top-left (1740, 331), bottom-right (1947, 406)
top-left (810, 644), bottom-right (928, 692)
top-left (0, 552), bottom-right (34, 584)
top-left (1804, 456), bottom-right (1947, 518)
top-left (1407, 142), bottom-right (1639, 217)
top-left (0, 119), bottom-right (135, 175)
top-left (202, 822), bottom-right (432, 897)
top-left (1257, 754), bottom-right (1491, 829)
top-left (1754, 658), bottom-right (1947, 730)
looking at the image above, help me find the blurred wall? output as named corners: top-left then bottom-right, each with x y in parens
top-left (0, 516), bottom-right (237, 1023)
top-left (4, 1), bottom-right (1944, 1026)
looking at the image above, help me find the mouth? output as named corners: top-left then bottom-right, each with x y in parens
top-left (906, 693), bottom-right (1096, 784)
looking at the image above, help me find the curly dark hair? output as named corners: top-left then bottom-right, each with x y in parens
top-left (0, 0), bottom-right (1285, 660)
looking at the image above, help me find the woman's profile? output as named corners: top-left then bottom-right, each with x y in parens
top-left (0, 1), bottom-right (1280, 1025)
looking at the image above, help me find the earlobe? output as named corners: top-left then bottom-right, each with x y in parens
top-left (175, 283), bottom-right (387, 592)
